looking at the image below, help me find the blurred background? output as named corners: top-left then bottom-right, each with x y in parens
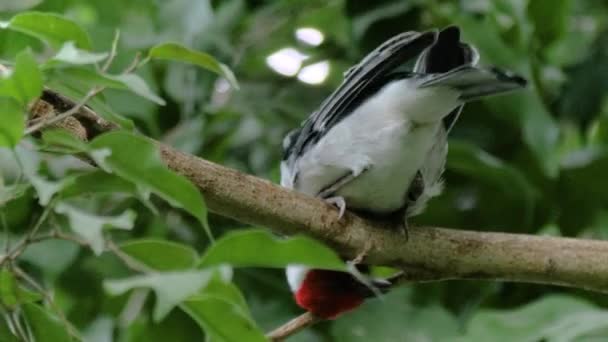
top-left (2, 0), bottom-right (608, 340)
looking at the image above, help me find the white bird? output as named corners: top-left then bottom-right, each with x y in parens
top-left (281, 27), bottom-right (525, 224)
top-left (281, 26), bottom-right (527, 319)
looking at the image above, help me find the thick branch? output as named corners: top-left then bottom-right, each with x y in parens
top-left (31, 90), bottom-right (608, 294)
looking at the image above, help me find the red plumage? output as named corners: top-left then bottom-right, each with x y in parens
top-left (294, 269), bottom-right (366, 319)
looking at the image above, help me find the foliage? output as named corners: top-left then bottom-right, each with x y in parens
top-left (0, 0), bottom-right (608, 341)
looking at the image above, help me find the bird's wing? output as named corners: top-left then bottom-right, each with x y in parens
top-left (282, 30), bottom-right (437, 163)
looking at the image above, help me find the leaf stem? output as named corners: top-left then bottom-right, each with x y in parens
top-left (101, 29), bottom-right (121, 72)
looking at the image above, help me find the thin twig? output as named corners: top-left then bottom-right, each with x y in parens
top-left (10, 310), bottom-right (32, 342)
top-left (24, 86), bottom-right (104, 135)
top-left (123, 52), bottom-right (142, 74)
top-left (118, 289), bottom-right (149, 327)
top-left (31, 229), bottom-right (86, 245)
top-left (0, 230), bottom-right (87, 266)
top-left (30, 230), bottom-right (150, 274)
top-left (3, 308), bottom-right (30, 342)
top-left (0, 204), bottom-right (53, 265)
top-left (12, 266), bottom-right (82, 341)
top-left (10, 149), bottom-right (25, 184)
top-left (25, 51), bottom-right (141, 136)
top-left (266, 312), bottom-right (320, 341)
top-left (101, 29), bottom-right (121, 72)
top-left (106, 240), bottom-right (152, 273)
top-left (1, 212), bottom-right (9, 255)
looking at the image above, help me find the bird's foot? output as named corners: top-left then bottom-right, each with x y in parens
top-left (398, 217), bottom-right (410, 242)
top-left (324, 196), bottom-right (346, 220)
top-left (351, 240), bottom-right (372, 265)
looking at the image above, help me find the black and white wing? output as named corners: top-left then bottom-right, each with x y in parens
top-left (281, 30), bottom-right (438, 187)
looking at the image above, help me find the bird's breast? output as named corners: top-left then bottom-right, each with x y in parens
top-left (336, 121), bottom-right (441, 213)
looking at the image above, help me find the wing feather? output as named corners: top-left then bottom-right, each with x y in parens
top-left (283, 30), bottom-right (438, 164)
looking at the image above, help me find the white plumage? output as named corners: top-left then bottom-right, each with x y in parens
top-left (282, 81), bottom-right (460, 213)
top-left (282, 27), bottom-right (526, 296)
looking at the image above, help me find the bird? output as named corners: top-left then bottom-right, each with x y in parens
top-left (281, 26), bottom-right (527, 319)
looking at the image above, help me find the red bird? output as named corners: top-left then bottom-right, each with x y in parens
top-left (287, 266), bottom-right (391, 319)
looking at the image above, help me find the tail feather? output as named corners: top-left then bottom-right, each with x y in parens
top-left (413, 26), bottom-right (479, 133)
top-left (419, 65), bottom-right (527, 101)
top-left (414, 26), bottom-right (479, 74)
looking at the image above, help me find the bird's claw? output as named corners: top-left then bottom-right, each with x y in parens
top-left (324, 196), bottom-right (346, 219)
top-left (351, 240), bottom-right (372, 265)
top-left (400, 217), bottom-right (410, 242)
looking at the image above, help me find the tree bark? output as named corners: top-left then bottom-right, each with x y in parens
top-left (30, 89), bottom-right (608, 294)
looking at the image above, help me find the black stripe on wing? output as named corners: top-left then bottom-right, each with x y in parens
top-left (283, 30), bottom-right (437, 161)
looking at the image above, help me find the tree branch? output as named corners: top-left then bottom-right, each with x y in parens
top-left (28, 89), bottom-right (608, 295)
top-left (266, 312), bottom-right (320, 341)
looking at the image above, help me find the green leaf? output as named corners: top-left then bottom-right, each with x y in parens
top-left (20, 239), bottom-right (80, 280)
top-left (557, 148), bottom-right (608, 230)
top-left (120, 239), bottom-right (199, 271)
top-left (331, 287), bottom-right (460, 341)
top-left (560, 148), bottom-right (608, 203)
top-left (351, 2), bottom-right (414, 40)
top-left (47, 41), bottom-right (109, 66)
top-left (45, 80), bottom-right (134, 129)
top-left (149, 42), bottom-right (239, 89)
top-left (30, 176), bottom-right (63, 205)
top-left (82, 317), bottom-right (113, 342)
top-left (0, 97), bottom-right (25, 147)
top-left (28, 175), bottom-right (63, 206)
top-left (7, 12), bottom-right (92, 49)
top-left (455, 14), bottom-right (560, 177)
top-left (57, 169), bottom-right (159, 214)
top-left (17, 148), bottom-right (65, 206)
top-left (60, 170), bottom-right (137, 198)
top-left (0, 268), bottom-right (20, 308)
top-left (104, 270), bottom-right (212, 321)
top-left (0, 49), bottom-right (43, 104)
top-left (200, 275), bottom-right (249, 313)
top-left (199, 229), bottom-right (345, 270)
top-left (0, 317), bottom-right (19, 342)
top-left (104, 73), bottom-right (166, 105)
top-left (0, 268), bottom-right (42, 309)
top-left (458, 295), bottom-right (608, 342)
top-left (182, 271), bottom-right (262, 340)
top-left (181, 295), bottom-right (266, 342)
top-left (89, 131), bottom-right (211, 240)
top-left (41, 129), bottom-right (89, 153)
top-left (587, 115), bottom-right (608, 148)
top-left (447, 141), bottom-right (537, 223)
top-left (22, 303), bottom-right (73, 342)
top-left (518, 93), bottom-right (561, 177)
top-left (48, 67), bottom-right (128, 90)
top-left (0, 183), bottom-right (30, 205)
top-left (527, 0), bottom-right (572, 46)
top-left (0, 51), bottom-right (41, 146)
top-left (0, 0), bottom-right (42, 12)
top-left (55, 202), bottom-right (136, 255)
